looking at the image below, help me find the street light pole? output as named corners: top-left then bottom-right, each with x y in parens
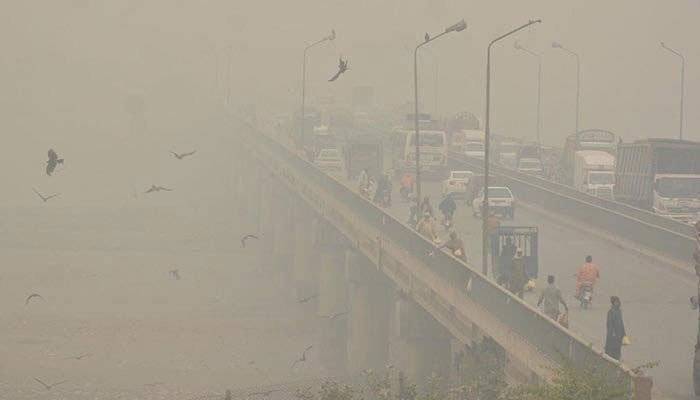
top-left (413, 19), bottom-right (466, 205)
top-left (300, 30), bottom-right (335, 149)
top-left (483, 19), bottom-right (541, 277)
top-left (552, 42), bottom-right (581, 134)
top-left (514, 42), bottom-right (542, 144)
top-left (661, 42), bottom-right (685, 140)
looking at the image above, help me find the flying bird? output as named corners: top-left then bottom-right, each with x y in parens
top-left (328, 57), bottom-right (349, 82)
top-left (169, 269), bottom-right (180, 280)
top-left (34, 377), bottom-right (68, 391)
top-left (249, 389), bottom-right (282, 398)
top-left (298, 294), bottom-right (319, 304)
top-left (46, 149), bottom-right (64, 176)
top-left (170, 150), bottom-right (196, 160)
top-left (32, 188), bottom-right (60, 203)
top-left (320, 311), bottom-right (348, 319)
top-left (144, 185), bottom-right (173, 194)
top-left (240, 234), bottom-right (259, 248)
top-left (291, 345), bottom-right (313, 368)
top-left (25, 293), bottom-right (44, 305)
top-left (64, 353), bottom-right (91, 361)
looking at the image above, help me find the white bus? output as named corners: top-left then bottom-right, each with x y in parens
top-left (401, 130), bottom-right (448, 176)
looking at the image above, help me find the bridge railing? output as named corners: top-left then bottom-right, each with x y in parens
top-left (450, 152), bottom-right (696, 266)
top-left (248, 126), bottom-right (633, 389)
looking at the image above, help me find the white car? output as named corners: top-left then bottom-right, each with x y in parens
top-left (314, 148), bottom-right (344, 174)
top-left (472, 186), bottom-right (515, 219)
top-left (442, 170), bottom-right (473, 199)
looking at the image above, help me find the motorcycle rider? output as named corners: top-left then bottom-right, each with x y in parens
top-left (438, 193), bottom-right (457, 228)
top-left (575, 255), bottom-right (600, 299)
top-left (439, 231), bottom-right (467, 262)
top-left (416, 212), bottom-right (438, 242)
top-left (400, 173), bottom-right (415, 201)
top-left (358, 168), bottom-right (370, 198)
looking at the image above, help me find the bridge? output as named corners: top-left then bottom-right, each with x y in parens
top-left (229, 119), bottom-right (673, 399)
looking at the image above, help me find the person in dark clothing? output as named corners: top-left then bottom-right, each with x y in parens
top-left (498, 237), bottom-right (517, 286)
top-left (408, 201), bottom-right (419, 227)
top-left (439, 231), bottom-right (467, 262)
top-left (373, 174), bottom-right (388, 204)
top-left (508, 249), bottom-right (527, 299)
top-left (605, 296), bottom-right (626, 361)
top-left (438, 194), bottom-right (457, 226)
top-left (420, 196), bottom-right (434, 218)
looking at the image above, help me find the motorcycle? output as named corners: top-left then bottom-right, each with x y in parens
top-left (579, 283), bottom-right (594, 309)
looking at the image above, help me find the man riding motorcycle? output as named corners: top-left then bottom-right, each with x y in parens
top-left (575, 255), bottom-right (600, 299)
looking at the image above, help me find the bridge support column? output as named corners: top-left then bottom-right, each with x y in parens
top-left (316, 224), bottom-right (349, 376)
top-left (257, 183), bottom-right (276, 268)
top-left (272, 194), bottom-right (294, 287)
top-left (292, 209), bottom-right (318, 301)
top-left (390, 294), bottom-right (452, 390)
top-left (345, 250), bottom-right (392, 374)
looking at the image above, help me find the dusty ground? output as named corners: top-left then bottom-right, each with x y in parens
top-left (0, 206), bottom-right (324, 399)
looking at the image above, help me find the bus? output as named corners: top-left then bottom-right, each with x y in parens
top-left (401, 129), bottom-right (448, 176)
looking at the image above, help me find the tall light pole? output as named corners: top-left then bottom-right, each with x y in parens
top-left (514, 41), bottom-right (542, 144)
top-left (483, 19), bottom-right (541, 277)
top-left (552, 41), bottom-right (580, 134)
top-left (661, 42), bottom-right (685, 140)
top-left (300, 29), bottom-right (335, 149)
top-left (414, 19), bottom-right (467, 204)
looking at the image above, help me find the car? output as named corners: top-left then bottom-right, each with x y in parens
top-left (472, 186), bottom-right (515, 219)
top-left (314, 148), bottom-right (344, 174)
top-left (442, 170), bottom-right (473, 199)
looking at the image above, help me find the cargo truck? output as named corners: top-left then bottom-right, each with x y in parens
top-left (615, 139), bottom-right (700, 223)
top-left (561, 129), bottom-right (616, 185)
top-left (573, 150), bottom-right (615, 200)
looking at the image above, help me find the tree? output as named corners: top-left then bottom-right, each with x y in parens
top-left (504, 358), bottom-right (629, 400)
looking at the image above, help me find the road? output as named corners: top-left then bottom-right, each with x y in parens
top-left (0, 205), bottom-right (325, 399)
top-left (386, 179), bottom-right (696, 399)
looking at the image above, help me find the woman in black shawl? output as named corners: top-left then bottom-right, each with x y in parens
top-left (605, 296), bottom-right (626, 361)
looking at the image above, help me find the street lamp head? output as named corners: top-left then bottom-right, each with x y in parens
top-left (551, 41), bottom-right (562, 49)
top-left (445, 19), bottom-right (467, 33)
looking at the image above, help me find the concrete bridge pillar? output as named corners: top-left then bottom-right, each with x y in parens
top-left (292, 209), bottom-right (318, 301)
top-left (257, 183), bottom-right (276, 268)
top-left (272, 193), bottom-right (294, 287)
top-left (316, 223), bottom-right (349, 376)
top-left (345, 250), bottom-right (392, 374)
top-left (389, 293), bottom-right (452, 390)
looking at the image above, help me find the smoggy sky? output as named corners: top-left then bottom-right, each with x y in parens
top-left (1, 0), bottom-right (698, 203)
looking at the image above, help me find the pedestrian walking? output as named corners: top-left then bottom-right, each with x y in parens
top-left (537, 275), bottom-right (568, 322)
top-left (508, 249), bottom-right (527, 299)
top-left (605, 296), bottom-right (626, 361)
top-left (497, 237), bottom-right (517, 286)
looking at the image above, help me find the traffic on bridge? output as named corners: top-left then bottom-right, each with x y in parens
top-left (6, 1), bottom-right (700, 400)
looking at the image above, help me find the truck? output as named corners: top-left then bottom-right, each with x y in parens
top-left (516, 143), bottom-right (543, 177)
top-left (573, 150), bottom-right (615, 200)
top-left (561, 129), bottom-right (616, 185)
top-left (497, 140), bottom-right (521, 169)
top-left (461, 129), bottom-right (486, 159)
top-left (615, 139), bottom-right (700, 223)
top-left (344, 134), bottom-right (384, 181)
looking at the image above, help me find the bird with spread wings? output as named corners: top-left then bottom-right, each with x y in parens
top-left (46, 149), bottom-right (64, 176)
top-left (170, 150), bottom-right (196, 160)
top-left (328, 57), bottom-right (349, 82)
